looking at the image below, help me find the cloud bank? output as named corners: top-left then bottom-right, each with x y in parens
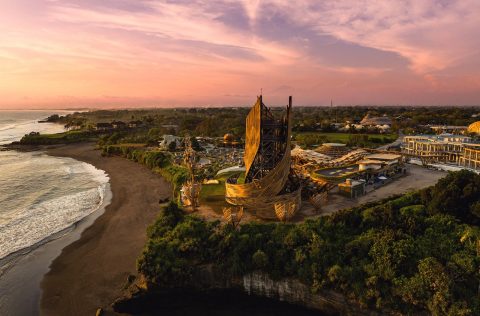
top-left (0, 0), bottom-right (479, 108)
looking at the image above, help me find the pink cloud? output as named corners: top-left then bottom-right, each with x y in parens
top-left (0, 0), bottom-right (479, 108)
top-left (274, 0), bottom-right (480, 73)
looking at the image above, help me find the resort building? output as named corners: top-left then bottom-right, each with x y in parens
top-left (338, 179), bottom-right (366, 198)
top-left (363, 153), bottom-right (402, 166)
top-left (427, 125), bottom-right (467, 135)
top-left (314, 143), bottom-right (349, 158)
top-left (360, 114), bottom-right (392, 132)
top-left (402, 133), bottom-right (480, 171)
top-left (467, 121), bottom-right (480, 135)
top-left (128, 120), bottom-right (144, 128)
top-left (95, 122), bottom-right (113, 131)
top-left (311, 152), bottom-right (403, 186)
top-left (111, 121), bottom-right (127, 129)
top-left (402, 134), bottom-right (475, 164)
top-left (459, 144), bottom-right (480, 170)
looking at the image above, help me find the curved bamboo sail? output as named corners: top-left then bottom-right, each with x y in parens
top-left (225, 96), bottom-right (301, 219)
top-left (225, 148), bottom-right (291, 200)
top-left (244, 98), bottom-right (262, 176)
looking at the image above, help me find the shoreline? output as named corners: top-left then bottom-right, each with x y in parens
top-left (0, 157), bottom-right (109, 273)
top-left (0, 184), bottom-right (112, 316)
top-left (40, 143), bottom-right (172, 315)
top-left (0, 142), bottom-right (172, 315)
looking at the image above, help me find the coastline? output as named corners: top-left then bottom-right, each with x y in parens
top-left (0, 185), bottom-right (112, 316)
top-left (38, 143), bottom-right (172, 315)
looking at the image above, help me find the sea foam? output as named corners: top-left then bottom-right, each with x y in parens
top-left (0, 154), bottom-right (110, 261)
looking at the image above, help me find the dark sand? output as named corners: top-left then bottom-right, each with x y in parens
top-left (40, 143), bottom-right (171, 315)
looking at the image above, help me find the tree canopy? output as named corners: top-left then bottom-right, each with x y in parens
top-left (138, 171), bottom-right (480, 315)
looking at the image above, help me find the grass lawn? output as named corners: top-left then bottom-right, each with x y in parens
top-left (200, 170), bottom-right (243, 205)
top-left (109, 143), bottom-right (146, 148)
top-left (294, 132), bottom-right (398, 148)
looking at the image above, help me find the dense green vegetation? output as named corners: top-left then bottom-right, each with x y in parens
top-left (43, 106), bottom-right (480, 144)
top-left (19, 130), bottom-right (96, 145)
top-left (101, 144), bottom-right (188, 193)
top-left (23, 106), bottom-right (479, 150)
top-left (138, 171), bottom-right (480, 315)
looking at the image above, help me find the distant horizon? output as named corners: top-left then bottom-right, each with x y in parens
top-left (2, 102), bottom-right (480, 111)
top-left (1, 1), bottom-right (480, 108)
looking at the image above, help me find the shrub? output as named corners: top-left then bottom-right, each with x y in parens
top-left (252, 250), bottom-right (269, 269)
top-left (137, 171), bottom-right (480, 315)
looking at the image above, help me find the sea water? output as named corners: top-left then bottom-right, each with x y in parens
top-left (0, 111), bottom-right (109, 262)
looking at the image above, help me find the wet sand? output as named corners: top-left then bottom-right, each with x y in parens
top-left (40, 143), bottom-right (171, 315)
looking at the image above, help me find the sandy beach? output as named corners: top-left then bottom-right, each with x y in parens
top-left (40, 143), bottom-right (171, 315)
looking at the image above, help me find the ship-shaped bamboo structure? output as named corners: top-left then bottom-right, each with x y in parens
top-left (225, 96), bottom-right (301, 219)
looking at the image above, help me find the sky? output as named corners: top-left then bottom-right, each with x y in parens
top-left (1, 0), bottom-right (480, 109)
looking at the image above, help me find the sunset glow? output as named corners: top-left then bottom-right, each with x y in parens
top-left (1, 0), bottom-right (480, 108)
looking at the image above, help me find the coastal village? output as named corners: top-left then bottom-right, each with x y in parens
top-left (58, 97), bottom-right (480, 225)
top-left (4, 98), bottom-right (480, 316)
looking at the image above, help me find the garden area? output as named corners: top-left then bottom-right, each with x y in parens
top-left (138, 170), bottom-right (480, 315)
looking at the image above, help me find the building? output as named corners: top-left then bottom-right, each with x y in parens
top-left (111, 121), bottom-right (127, 129)
top-left (314, 143), bottom-right (349, 158)
top-left (357, 159), bottom-right (383, 171)
top-left (459, 144), bottom-right (480, 170)
top-left (312, 152), bottom-right (403, 185)
top-left (159, 135), bottom-right (183, 150)
top-left (95, 122), bottom-right (113, 131)
top-left (222, 133), bottom-right (242, 147)
top-left (467, 121), bottom-right (480, 135)
top-left (225, 96), bottom-right (301, 219)
top-left (360, 114), bottom-right (392, 132)
top-left (363, 153), bottom-right (402, 165)
top-left (338, 179), bottom-right (366, 198)
top-left (428, 125), bottom-right (467, 135)
top-left (402, 134), bottom-right (475, 164)
top-left (128, 120), bottom-right (144, 128)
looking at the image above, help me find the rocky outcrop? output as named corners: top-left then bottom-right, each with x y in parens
top-left (113, 267), bottom-right (378, 315)
top-left (242, 272), bottom-right (377, 315)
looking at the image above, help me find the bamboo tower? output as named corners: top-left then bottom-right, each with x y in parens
top-left (225, 96), bottom-right (302, 219)
top-left (181, 136), bottom-right (201, 211)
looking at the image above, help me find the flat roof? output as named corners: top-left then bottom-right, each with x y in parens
top-left (315, 165), bottom-right (359, 177)
top-left (322, 143), bottom-right (346, 147)
top-left (357, 159), bottom-right (384, 165)
top-left (339, 179), bottom-right (365, 187)
top-left (365, 153), bottom-right (401, 161)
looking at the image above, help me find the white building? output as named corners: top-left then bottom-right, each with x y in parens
top-left (159, 135), bottom-right (183, 150)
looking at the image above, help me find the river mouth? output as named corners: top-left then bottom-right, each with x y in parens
top-left (114, 288), bottom-right (332, 316)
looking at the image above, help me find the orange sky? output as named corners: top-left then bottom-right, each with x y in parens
top-left (1, 0), bottom-right (480, 108)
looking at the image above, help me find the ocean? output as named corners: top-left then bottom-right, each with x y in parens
top-left (0, 111), bottom-right (109, 264)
